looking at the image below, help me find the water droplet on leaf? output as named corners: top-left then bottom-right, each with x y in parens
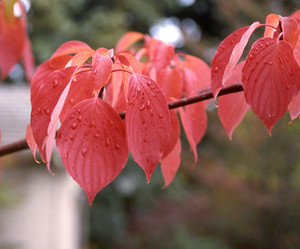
top-left (52, 80), bottom-right (59, 88)
top-left (44, 108), bottom-right (50, 115)
top-left (105, 137), bottom-right (110, 146)
top-left (140, 104), bottom-right (145, 111)
top-left (72, 122), bottom-right (77, 129)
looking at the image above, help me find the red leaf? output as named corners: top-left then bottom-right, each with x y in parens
top-left (22, 34), bottom-right (35, 83)
top-left (162, 110), bottom-right (180, 158)
top-left (115, 31), bottom-right (144, 54)
top-left (279, 16), bottom-right (298, 48)
top-left (31, 55), bottom-right (72, 103)
top-left (157, 67), bottom-right (182, 99)
top-left (183, 54), bottom-right (211, 91)
top-left (0, 0), bottom-right (26, 79)
top-left (161, 139), bottom-right (181, 188)
top-left (179, 100), bottom-right (207, 166)
top-left (59, 70), bottom-right (95, 123)
top-left (56, 98), bottom-right (128, 205)
top-left (25, 124), bottom-right (39, 163)
top-left (145, 36), bottom-right (175, 73)
top-left (50, 40), bottom-right (93, 60)
top-left (242, 37), bottom-right (300, 133)
top-left (116, 53), bottom-right (142, 74)
top-left (288, 91), bottom-right (300, 121)
top-left (30, 67), bottom-right (77, 170)
top-left (126, 74), bottom-right (171, 182)
top-left (211, 22), bottom-right (261, 99)
top-left (92, 48), bottom-right (113, 91)
top-left (264, 14), bottom-right (280, 38)
top-left (68, 50), bottom-right (94, 67)
top-left (218, 61), bottom-right (250, 139)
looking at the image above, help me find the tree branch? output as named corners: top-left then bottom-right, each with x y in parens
top-left (0, 83), bottom-right (243, 157)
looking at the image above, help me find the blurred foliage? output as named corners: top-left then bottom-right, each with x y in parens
top-left (23, 0), bottom-right (300, 248)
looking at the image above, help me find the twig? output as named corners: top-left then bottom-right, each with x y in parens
top-left (0, 83), bottom-right (243, 157)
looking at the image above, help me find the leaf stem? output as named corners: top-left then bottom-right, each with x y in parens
top-left (0, 83), bottom-right (244, 157)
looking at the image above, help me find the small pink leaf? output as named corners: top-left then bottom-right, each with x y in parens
top-left (30, 67), bottom-right (77, 170)
top-left (115, 31), bottom-right (144, 54)
top-left (126, 74), bottom-right (171, 182)
top-left (179, 100), bottom-right (207, 166)
top-left (288, 91), bottom-right (300, 121)
top-left (25, 124), bottom-right (39, 163)
top-left (242, 38), bottom-right (300, 133)
top-left (161, 139), bottom-right (181, 188)
top-left (56, 98), bottom-right (128, 205)
top-left (92, 48), bottom-right (113, 91)
top-left (218, 61), bottom-right (250, 139)
top-left (211, 22), bottom-right (261, 99)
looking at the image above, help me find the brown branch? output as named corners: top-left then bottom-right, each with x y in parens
top-left (0, 83), bottom-right (243, 157)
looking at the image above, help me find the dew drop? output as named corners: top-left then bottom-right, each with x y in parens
top-left (37, 108), bottom-right (41, 113)
top-left (105, 137), bottom-right (110, 146)
top-left (115, 144), bottom-right (120, 150)
top-left (249, 54), bottom-right (254, 59)
top-left (53, 79), bottom-right (59, 88)
top-left (109, 120), bottom-right (114, 127)
top-left (89, 121), bottom-right (95, 128)
top-left (94, 133), bottom-right (100, 138)
top-left (70, 135), bottom-right (74, 141)
top-left (44, 108), bottom-right (50, 115)
top-left (151, 92), bottom-right (156, 97)
top-left (78, 108), bottom-right (81, 114)
top-left (141, 93), bottom-right (144, 99)
top-left (70, 98), bottom-right (75, 105)
top-left (93, 69), bottom-right (97, 74)
top-left (147, 81), bottom-right (152, 86)
top-left (140, 104), bottom-right (145, 111)
top-left (72, 122), bottom-right (77, 129)
top-left (146, 100), bottom-right (151, 109)
top-left (78, 116), bottom-right (82, 122)
top-left (82, 148), bottom-right (87, 156)
top-left (213, 67), bottom-right (219, 73)
top-left (230, 39), bottom-right (234, 44)
top-left (146, 154), bottom-right (150, 162)
top-left (158, 113), bottom-right (163, 118)
top-left (150, 110), bottom-right (154, 117)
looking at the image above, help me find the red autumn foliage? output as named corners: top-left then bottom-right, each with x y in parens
top-left (0, 6), bottom-right (298, 204)
top-left (0, 0), bottom-right (34, 82)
